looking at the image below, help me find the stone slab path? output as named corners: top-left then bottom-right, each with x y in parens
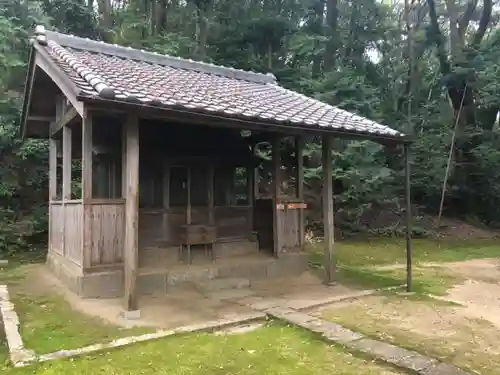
top-left (253, 303), bottom-right (470, 375)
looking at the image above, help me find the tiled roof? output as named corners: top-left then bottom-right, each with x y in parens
top-left (32, 26), bottom-right (404, 141)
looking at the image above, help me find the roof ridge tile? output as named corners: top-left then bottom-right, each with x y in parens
top-left (47, 40), bottom-right (116, 99)
top-left (37, 26), bottom-right (277, 84)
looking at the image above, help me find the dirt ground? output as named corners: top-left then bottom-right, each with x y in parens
top-left (318, 258), bottom-right (500, 374)
top-left (20, 266), bottom-right (364, 329)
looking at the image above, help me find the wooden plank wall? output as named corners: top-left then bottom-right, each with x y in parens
top-left (90, 200), bottom-right (125, 266)
top-left (276, 208), bottom-right (300, 251)
top-left (64, 201), bottom-right (83, 265)
top-left (215, 206), bottom-right (252, 239)
top-left (49, 201), bottom-right (83, 266)
top-left (49, 202), bottom-right (64, 256)
top-left (138, 206), bottom-right (252, 247)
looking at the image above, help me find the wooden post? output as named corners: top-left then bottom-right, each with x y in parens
top-left (252, 144), bottom-right (259, 199)
top-left (404, 143), bottom-right (413, 292)
top-left (322, 134), bottom-right (335, 284)
top-left (162, 161), bottom-right (170, 243)
top-left (49, 139), bottom-right (57, 201)
top-left (296, 136), bottom-right (305, 247)
top-left (81, 111), bottom-right (93, 269)
top-left (272, 135), bottom-right (281, 257)
top-left (121, 124), bottom-right (127, 198)
top-left (123, 114), bottom-right (140, 315)
top-left (208, 166), bottom-right (214, 225)
top-left (62, 125), bottom-right (72, 257)
top-left (186, 167), bottom-right (192, 225)
top-left (48, 138), bottom-right (57, 254)
top-left (62, 125), bottom-right (72, 200)
top-left (247, 164), bottom-right (254, 239)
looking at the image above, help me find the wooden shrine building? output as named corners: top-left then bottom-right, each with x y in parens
top-left (21, 26), bottom-right (412, 315)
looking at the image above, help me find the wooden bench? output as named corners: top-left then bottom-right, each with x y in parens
top-left (178, 224), bottom-right (217, 264)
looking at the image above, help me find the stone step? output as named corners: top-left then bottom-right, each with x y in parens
top-left (195, 277), bottom-right (250, 293)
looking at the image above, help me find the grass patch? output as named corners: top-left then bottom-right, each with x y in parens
top-left (0, 262), bottom-right (149, 355)
top-left (308, 238), bottom-right (494, 294)
top-left (13, 292), bottom-right (149, 354)
top-left (3, 324), bottom-right (407, 375)
top-left (321, 294), bottom-right (500, 375)
top-left (307, 238), bottom-right (500, 267)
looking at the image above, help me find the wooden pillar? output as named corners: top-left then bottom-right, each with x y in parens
top-left (81, 111), bottom-right (93, 269)
top-left (49, 139), bottom-right (58, 200)
top-left (162, 161), bottom-right (170, 242)
top-left (62, 125), bottom-right (72, 200)
top-left (208, 166), bottom-right (214, 225)
top-left (296, 136), bottom-right (305, 247)
top-left (404, 143), bottom-right (413, 292)
top-left (272, 135), bottom-right (281, 257)
top-left (48, 138), bottom-right (58, 254)
top-left (186, 167), bottom-right (192, 225)
top-left (123, 114), bottom-right (140, 314)
top-left (62, 125), bottom-right (72, 257)
top-left (247, 164), bottom-right (254, 239)
top-left (252, 144), bottom-right (259, 199)
top-left (322, 134), bottom-right (335, 283)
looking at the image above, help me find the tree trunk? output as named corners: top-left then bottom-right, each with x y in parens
top-left (310, 0), bottom-right (324, 78)
top-left (323, 0), bottom-right (338, 71)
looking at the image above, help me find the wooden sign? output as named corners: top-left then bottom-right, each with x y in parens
top-left (276, 203), bottom-right (307, 210)
top-left (287, 203), bottom-right (307, 209)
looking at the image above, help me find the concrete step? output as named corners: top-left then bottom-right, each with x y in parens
top-left (195, 277), bottom-right (250, 293)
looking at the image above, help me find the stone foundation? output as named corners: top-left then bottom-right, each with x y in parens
top-left (47, 251), bottom-right (308, 298)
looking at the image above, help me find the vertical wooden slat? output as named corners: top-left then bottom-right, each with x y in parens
top-left (296, 136), bottom-right (305, 247)
top-left (272, 135), bottom-right (281, 257)
top-left (82, 110), bottom-right (93, 269)
top-left (162, 161), bottom-right (170, 241)
top-left (124, 114), bottom-right (140, 312)
top-left (322, 134), bottom-right (335, 283)
top-left (208, 166), bottom-right (214, 225)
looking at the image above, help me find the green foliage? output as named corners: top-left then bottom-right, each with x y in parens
top-left (2, 0), bottom-right (500, 254)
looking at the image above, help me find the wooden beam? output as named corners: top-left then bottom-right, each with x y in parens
top-left (296, 136), bottom-right (305, 247)
top-left (28, 116), bottom-right (55, 122)
top-left (123, 114), bottom-right (140, 313)
top-left (81, 110), bottom-right (93, 269)
top-left (34, 51), bottom-right (84, 116)
top-left (50, 106), bottom-right (79, 136)
top-left (83, 100), bottom-right (409, 146)
top-left (62, 126), bottom-right (72, 200)
top-left (272, 135), bottom-right (281, 257)
top-left (322, 134), bottom-right (335, 283)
